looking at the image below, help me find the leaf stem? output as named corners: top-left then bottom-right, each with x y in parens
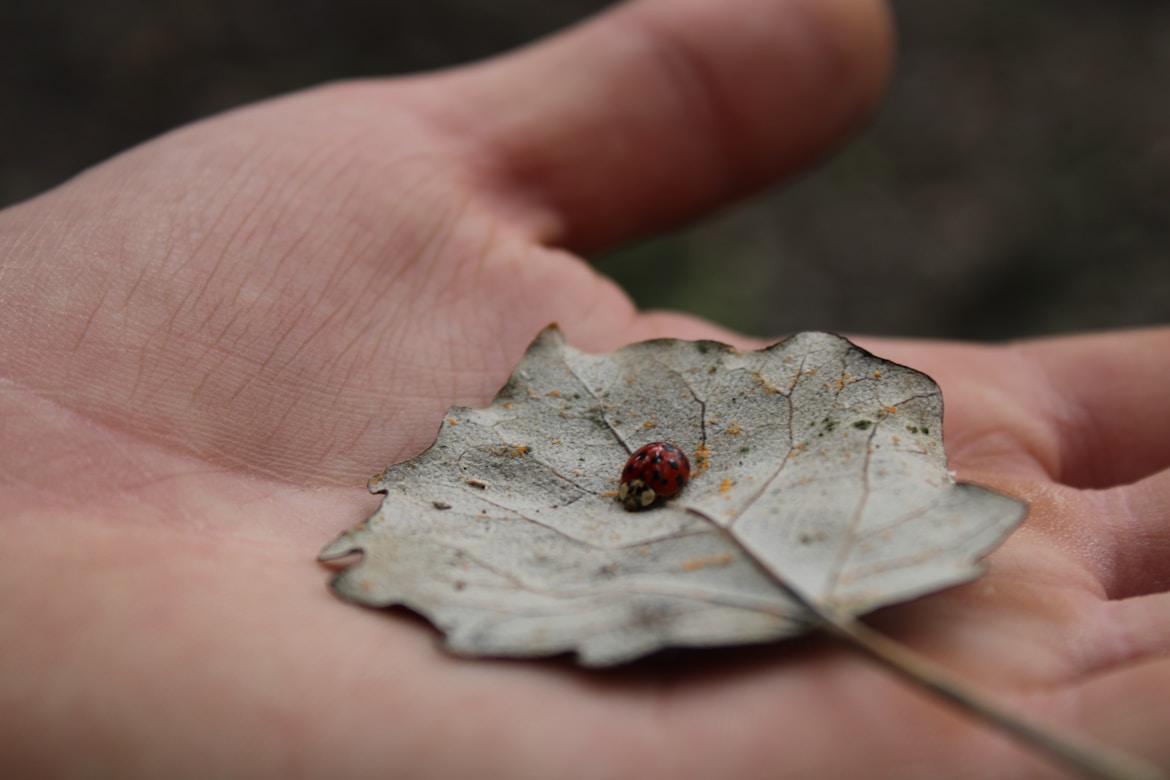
top-left (825, 617), bottom-right (1166, 780)
top-left (703, 509), bottom-right (1163, 780)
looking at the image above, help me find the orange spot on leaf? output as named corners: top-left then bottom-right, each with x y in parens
top-left (680, 553), bottom-right (735, 572)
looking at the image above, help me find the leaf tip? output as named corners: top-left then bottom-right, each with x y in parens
top-left (318, 533), bottom-right (362, 562)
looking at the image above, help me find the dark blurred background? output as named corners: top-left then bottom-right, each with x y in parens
top-left (3, 0), bottom-right (1168, 339)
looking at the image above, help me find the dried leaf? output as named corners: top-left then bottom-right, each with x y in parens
top-left (320, 327), bottom-right (1025, 666)
top-left (319, 328), bottom-right (1167, 779)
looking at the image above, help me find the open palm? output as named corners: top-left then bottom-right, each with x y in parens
top-left (2, 0), bottom-right (1167, 777)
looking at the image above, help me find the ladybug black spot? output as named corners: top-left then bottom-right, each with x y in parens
top-left (651, 454), bottom-right (663, 464)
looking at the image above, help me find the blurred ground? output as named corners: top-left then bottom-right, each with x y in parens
top-left (3, 0), bottom-right (1168, 339)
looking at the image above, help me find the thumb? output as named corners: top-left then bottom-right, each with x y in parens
top-left (451, 0), bottom-right (893, 252)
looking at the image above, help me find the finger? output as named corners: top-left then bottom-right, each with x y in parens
top-left (863, 329), bottom-right (1170, 488)
top-left (1015, 327), bottom-right (1170, 489)
top-left (851, 337), bottom-right (1063, 482)
top-left (1023, 467), bottom-right (1170, 602)
top-left (1097, 468), bottom-right (1170, 599)
top-left (1101, 591), bottom-right (1170, 662)
top-left (452, 0), bottom-right (893, 252)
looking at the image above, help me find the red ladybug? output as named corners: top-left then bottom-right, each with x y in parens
top-left (618, 442), bottom-right (691, 510)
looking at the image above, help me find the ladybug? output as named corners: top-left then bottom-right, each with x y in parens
top-left (618, 442), bottom-right (691, 511)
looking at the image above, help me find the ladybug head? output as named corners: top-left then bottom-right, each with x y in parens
top-left (617, 478), bottom-right (657, 511)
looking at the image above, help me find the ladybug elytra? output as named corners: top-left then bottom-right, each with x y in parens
top-left (617, 442), bottom-right (691, 510)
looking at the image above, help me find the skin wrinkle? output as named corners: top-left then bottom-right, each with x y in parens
top-left (431, 223), bottom-right (516, 369)
top-left (153, 257), bottom-right (228, 397)
top-left (1023, 341), bottom-right (1101, 489)
top-left (120, 320), bottom-right (161, 411)
top-left (191, 296), bottom-right (237, 362)
top-left (207, 302), bottom-right (257, 367)
top-left (1, 383), bottom-right (225, 507)
top-left (435, 27), bottom-right (703, 250)
top-left (169, 169), bottom-right (468, 478)
top-left (1088, 598), bottom-right (1147, 682)
top-left (1109, 594), bottom-right (1170, 665)
top-left (994, 480), bottom-right (1107, 585)
top-left (328, 207), bottom-right (479, 398)
top-left (417, 184), bottom-right (479, 279)
top-left (70, 267), bottom-right (115, 353)
top-left (935, 353), bottom-right (1059, 483)
top-left (115, 236), bottom-right (186, 412)
top-left (329, 75), bottom-right (554, 231)
top-left (351, 164), bottom-right (464, 303)
top-left (117, 219), bottom-right (161, 311)
top-left (1107, 481), bottom-right (1170, 597)
top-left (334, 415), bottom-right (380, 471)
top-left (215, 195), bottom-right (313, 316)
top-left (188, 173), bottom-right (282, 317)
top-left (118, 258), bottom-right (157, 323)
top-left (260, 146), bottom-right (379, 280)
top-left (267, 131), bottom-right (352, 222)
top-left (187, 332), bottom-right (247, 412)
top-left (997, 345), bottom-right (1065, 477)
top-left (514, 242), bottom-right (642, 357)
top-left (281, 322), bottom-right (446, 477)
top-left (418, 206), bottom-right (510, 360)
top-left (556, 248), bottom-right (637, 337)
top-left (251, 296), bottom-right (336, 393)
top-left (1061, 642), bottom-right (1170, 753)
top-left (1015, 329), bottom-right (1170, 490)
top-left (153, 153), bottom-right (268, 292)
top-left (190, 333), bottom-right (263, 411)
top-left (241, 223), bottom-right (314, 317)
top-left (321, 336), bottom-right (382, 411)
top-left (1094, 486), bottom-right (1140, 600)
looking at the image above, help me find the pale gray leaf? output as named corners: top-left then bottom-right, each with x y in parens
top-left (320, 327), bottom-right (1025, 666)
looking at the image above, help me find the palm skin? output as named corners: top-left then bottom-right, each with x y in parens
top-left (1, 0), bottom-right (1168, 777)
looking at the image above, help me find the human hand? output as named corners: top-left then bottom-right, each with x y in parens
top-left (2, 0), bottom-right (1167, 776)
